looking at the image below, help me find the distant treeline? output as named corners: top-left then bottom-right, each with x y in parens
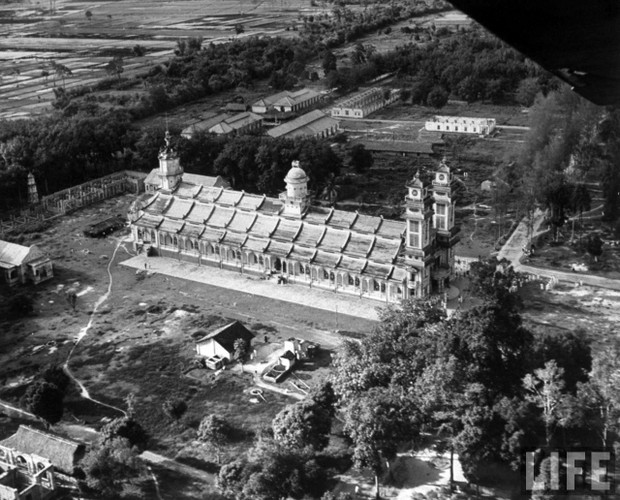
top-left (327, 28), bottom-right (558, 105)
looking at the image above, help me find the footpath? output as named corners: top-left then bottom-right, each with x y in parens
top-left (121, 254), bottom-right (382, 321)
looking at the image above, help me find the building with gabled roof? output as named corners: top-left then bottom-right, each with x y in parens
top-left (0, 241), bottom-right (53, 286)
top-left (251, 89), bottom-right (321, 115)
top-left (195, 320), bottom-right (254, 361)
top-left (129, 135), bottom-right (459, 303)
top-left (267, 110), bottom-right (339, 139)
top-left (331, 87), bottom-right (400, 118)
top-left (0, 426), bottom-right (84, 475)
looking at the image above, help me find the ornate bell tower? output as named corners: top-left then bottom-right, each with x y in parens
top-left (158, 131), bottom-right (183, 192)
top-left (430, 158), bottom-right (459, 281)
top-left (280, 161), bottom-right (310, 217)
top-left (403, 171), bottom-right (435, 298)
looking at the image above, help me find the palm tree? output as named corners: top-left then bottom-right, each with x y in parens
top-left (321, 173), bottom-right (338, 206)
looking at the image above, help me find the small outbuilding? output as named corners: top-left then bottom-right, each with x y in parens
top-left (0, 240), bottom-right (53, 286)
top-left (195, 321), bottom-right (254, 362)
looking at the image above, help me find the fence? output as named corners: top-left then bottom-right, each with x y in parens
top-left (0, 170), bottom-right (146, 237)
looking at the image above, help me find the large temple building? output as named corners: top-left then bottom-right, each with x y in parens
top-left (129, 133), bottom-right (459, 304)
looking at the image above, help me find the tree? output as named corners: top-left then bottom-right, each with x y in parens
top-left (426, 86), bottom-right (449, 108)
top-left (85, 9), bottom-right (92, 21)
top-left (322, 50), bottom-right (337, 74)
top-left (342, 387), bottom-right (417, 499)
top-left (272, 396), bottom-right (333, 451)
top-left (50, 61), bottom-right (72, 89)
top-left (349, 144), bottom-right (373, 173)
top-left (80, 437), bottom-right (146, 498)
top-left (105, 56), bottom-right (124, 81)
top-left (21, 380), bottom-right (64, 425)
top-left (40, 365), bottom-right (70, 393)
top-left (515, 77), bottom-right (540, 107)
top-left (320, 172), bottom-right (338, 206)
top-left (523, 360), bottom-right (569, 447)
top-left (585, 234), bottom-right (603, 262)
top-left (576, 343), bottom-right (620, 446)
top-left (218, 440), bottom-right (328, 500)
top-left (198, 415), bottom-right (231, 463)
top-left (100, 416), bottom-right (149, 451)
top-left (132, 44), bottom-right (146, 57)
top-left (233, 338), bottom-right (249, 365)
top-left (235, 23), bottom-right (245, 36)
top-left (162, 397), bottom-right (187, 421)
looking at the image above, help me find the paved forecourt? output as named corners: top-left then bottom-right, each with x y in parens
top-left (121, 254), bottom-right (383, 321)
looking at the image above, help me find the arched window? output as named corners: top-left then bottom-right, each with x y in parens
top-left (259, 255), bottom-right (264, 266)
top-left (151, 230), bottom-right (156, 241)
top-left (235, 250), bottom-right (241, 260)
top-left (305, 266), bottom-right (310, 275)
top-left (374, 280), bottom-right (380, 291)
top-left (329, 271), bottom-right (335, 281)
top-left (165, 234), bottom-right (173, 246)
top-left (355, 277), bottom-right (360, 287)
top-left (214, 245), bottom-right (220, 255)
top-left (348, 275), bottom-right (354, 286)
top-left (37, 462), bottom-right (46, 471)
top-left (16, 456), bottom-right (27, 469)
top-left (381, 283), bottom-right (386, 293)
top-left (173, 236), bottom-right (178, 247)
top-left (137, 229), bottom-right (144, 240)
top-left (323, 269), bottom-right (329, 280)
top-left (187, 239), bottom-right (194, 251)
top-left (252, 254), bottom-right (258, 264)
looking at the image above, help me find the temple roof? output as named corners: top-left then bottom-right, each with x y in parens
top-left (134, 174), bottom-right (407, 282)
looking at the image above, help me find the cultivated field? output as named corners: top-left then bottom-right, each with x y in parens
top-left (0, 0), bottom-right (330, 119)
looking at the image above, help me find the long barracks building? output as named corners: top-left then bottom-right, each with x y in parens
top-left (129, 133), bottom-right (459, 304)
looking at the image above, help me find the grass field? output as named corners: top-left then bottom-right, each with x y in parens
top-left (0, 195), bottom-right (374, 462)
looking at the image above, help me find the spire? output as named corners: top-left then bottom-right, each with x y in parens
top-left (27, 172), bottom-right (39, 205)
top-left (159, 129), bottom-right (177, 159)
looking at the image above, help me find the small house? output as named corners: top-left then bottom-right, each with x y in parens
top-left (0, 240), bottom-right (53, 286)
top-left (195, 321), bottom-right (254, 362)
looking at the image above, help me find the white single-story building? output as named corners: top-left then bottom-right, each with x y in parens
top-left (0, 240), bottom-right (53, 286)
top-left (195, 321), bottom-right (254, 362)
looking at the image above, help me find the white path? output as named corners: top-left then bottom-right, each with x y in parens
top-left (62, 238), bottom-right (127, 416)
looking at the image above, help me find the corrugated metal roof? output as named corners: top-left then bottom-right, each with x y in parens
top-left (0, 240), bottom-right (44, 267)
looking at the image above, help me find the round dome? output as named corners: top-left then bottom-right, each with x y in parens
top-left (285, 165), bottom-right (308, 183)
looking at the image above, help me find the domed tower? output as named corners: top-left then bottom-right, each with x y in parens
top-left (158, 131), bottom-right (183, 192)
top-left (403, 171), bottom-right (435, 298)
top-left (280, 161), bottom-right (309, 217)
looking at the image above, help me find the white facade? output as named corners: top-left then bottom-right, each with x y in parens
top-left (425, 116), bottom-right (496, 135)
top-left (196, 340), bottom-right (230, 360)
